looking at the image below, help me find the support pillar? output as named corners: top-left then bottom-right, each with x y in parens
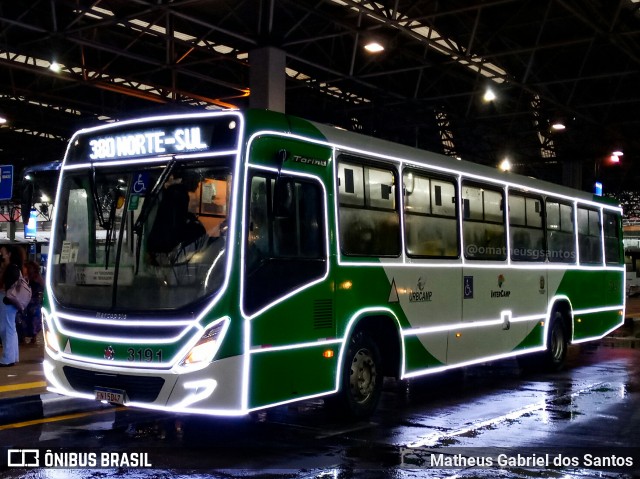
top-left (249, 46), bottom-right (286, 113)
top-left (562, 159), bottom-right (583, 190)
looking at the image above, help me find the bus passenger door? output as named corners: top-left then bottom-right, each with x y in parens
top-left (243, 167), bottom-right (335, 410)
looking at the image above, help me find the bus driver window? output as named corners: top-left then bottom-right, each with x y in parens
top-left (146, 173), bottom-right (207, 265)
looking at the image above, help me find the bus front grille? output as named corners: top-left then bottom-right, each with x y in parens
top-left (56, 317), bottom-right (189, 342)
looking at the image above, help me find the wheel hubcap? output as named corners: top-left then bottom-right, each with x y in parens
top-left (350, 348), bottom-right (377, 404)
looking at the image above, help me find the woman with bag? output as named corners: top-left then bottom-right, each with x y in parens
top-left (0, 245), bottom-right (24, 367)
top-left (21, 261), bottom-right (44, 346)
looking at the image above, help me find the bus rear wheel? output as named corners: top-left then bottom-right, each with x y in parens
top-left (518, 311), bottom-right (568, 372)
top-left (544, 313), bottom-right (568, 371)
top-left (330, 330), bottom-right (383, 419)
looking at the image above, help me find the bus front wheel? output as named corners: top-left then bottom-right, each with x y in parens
top-left (331, 330), bottom-right (383, 419)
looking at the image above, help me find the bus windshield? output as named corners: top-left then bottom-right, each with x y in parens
top-left (51, 160), bottom-right (232, 312)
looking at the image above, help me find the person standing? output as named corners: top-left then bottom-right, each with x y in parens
top-left (21, 260), bottom-right (44, 345)
top-left (0, 245), bottom-right (23, 366)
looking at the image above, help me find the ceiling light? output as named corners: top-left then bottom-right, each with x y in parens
top-left (612, 150), bottom-right (624, 157)
top-left (364, 42), bottom-right (384, 53)
top-left (0, 116), bottom-right (6, 125)
top-left (551, 122), bottom-right (566, 131)
top-left (499, 158), bottom-right (512, 172)
top-left (483, 88), bottom-right (496, 102)
top-left (49, 61), bottom-right (61, 72)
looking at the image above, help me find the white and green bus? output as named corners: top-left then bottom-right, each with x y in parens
top-left (43, 109), bottom-right (625, 418)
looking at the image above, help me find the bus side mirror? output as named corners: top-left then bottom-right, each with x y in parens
top-left (276, 149), bottom-right (288, 171)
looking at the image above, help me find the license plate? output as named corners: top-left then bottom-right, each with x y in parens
top-left (94, 387), bottom-right (126, 404)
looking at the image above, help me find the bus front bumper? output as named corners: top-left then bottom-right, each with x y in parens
top-left (42, 352), bottom-right (247, 416)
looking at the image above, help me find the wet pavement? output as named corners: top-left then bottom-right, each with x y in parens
top-left (1, 302), bottom-right (640, 478)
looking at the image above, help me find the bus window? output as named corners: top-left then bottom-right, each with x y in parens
top-left (146, 176), bottom-right (206, 258)
top-left (509, 193), bottom-right (544, 261)
top-left (546, 200), bottom-right (575, 263)
top-left (244, 173), bottom-right (326, 315)
top-left (577, 207), bottom-right (602, 265)
top-left (604, 212), bottom-right (622, 264)
top-left (462, 183), bottom-right (506, 260)
top-left (338, 159), bottom-right (400, 256)
top-left (403, 170), bottom-right (458, 258)
top-left (51, 165), bottom-right (230, 311)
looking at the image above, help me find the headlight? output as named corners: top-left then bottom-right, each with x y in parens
top-left (179, 318), bottom-right (229, 367)
top-left (42, 309), bottom-right (61, 354)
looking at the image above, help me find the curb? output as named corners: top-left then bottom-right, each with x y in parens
top-left (0, 393), bottom-right (104, 426)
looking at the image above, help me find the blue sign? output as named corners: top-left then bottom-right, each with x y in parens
top-left (24, 209), bottom-right (37, 239)
top-left (131, 172), bottom-right (150, 195)
top-left (0, 165), bottom-right (13, 200)
top-left (594, 181), bottom-right (603, 196)
top-left (463, 276), bottom-right (474, 299)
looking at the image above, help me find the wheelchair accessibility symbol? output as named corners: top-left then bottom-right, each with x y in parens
top-left (131, 172), bottom-right (149, 195)
top-left (463, 276), bottom-right (474, 299)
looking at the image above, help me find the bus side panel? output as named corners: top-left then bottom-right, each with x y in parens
top-left (448, 267), bottom-right (547, 364)
top-left (551, 269), bottom-right (624, 341)
top-left (514, 321), bottom-right (546, 350)
top-left (247, 280), bottom-right (337, 408)
top-left (604, 269), bottom-right (626, 333)
top-left (380, 264), bottom-right (457, 371)
top-left (334, 263), bottom-right (447, 377)
top-left (249, 282), bottom-right (336, 347)
top-left (248, 346), bottom-right (337, 409)
top-left (243, 132), bottom-right (337, 409)
top-left (403, 335), bottom-right (446, 373)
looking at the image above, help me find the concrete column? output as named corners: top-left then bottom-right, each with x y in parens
top-left (562, 159), bottom-right (583, 190)
top-left (249, 46), bottom-right (286, 113)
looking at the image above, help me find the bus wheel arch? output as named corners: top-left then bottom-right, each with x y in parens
top-left (329, 313), bottom-right (402, 418)
top-left (352, 314), bottom-right (402, 379)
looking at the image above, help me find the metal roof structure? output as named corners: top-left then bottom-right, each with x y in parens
top-left (0, 0), bottom-right (639, 192)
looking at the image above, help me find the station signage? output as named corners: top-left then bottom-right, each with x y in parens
top-left (0, 165), bottom-right (13, 200)
top-left (88, 126), bottom-right (208, 160)
top-left (24, 209), bottom-right (37, 238)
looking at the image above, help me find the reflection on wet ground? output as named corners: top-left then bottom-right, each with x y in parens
top-left (2, 346), bottom-right (640, 478)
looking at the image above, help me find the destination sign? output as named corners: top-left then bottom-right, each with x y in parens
top-left (88, 127), bottom-right (207, 160)
top-left (66, 115), bottom-right (241, 164)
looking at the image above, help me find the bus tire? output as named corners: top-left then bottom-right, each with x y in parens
top-left (544, 313), bottom-right (568, 371)
top-left (331, 330), bottom-right (383, 419)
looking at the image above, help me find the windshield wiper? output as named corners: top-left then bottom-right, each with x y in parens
top-left (89, 166), bottom-right (119, 268)
top-left (133, 157), bottom-right (177, 273)
top-left (104, 187), bottom-right (121, 269)
top-left (89, 165), bottom-right (108, 229)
